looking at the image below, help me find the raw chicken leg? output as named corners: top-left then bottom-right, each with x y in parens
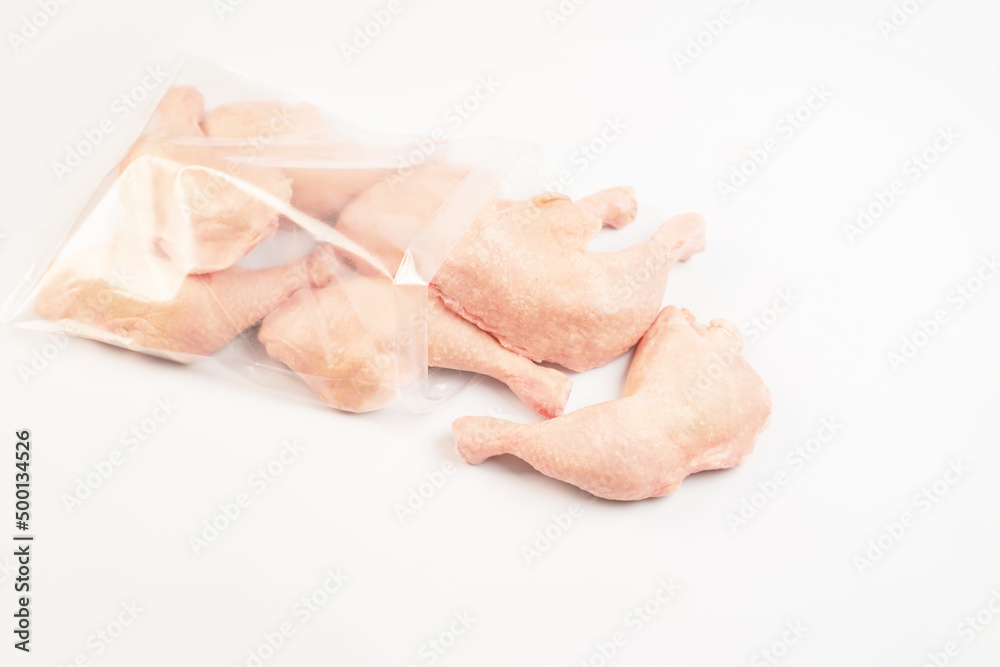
top-left (258, 277), bottom-right (571, 416)
top-left (119, 86), bottom-right (293, 273)
top-left (428, 292), bottom-right (571, 417)
top-left (203, 99), bottom-right (390, 221)
top-left (432, 193), bottom-right (705, 371)
top-left (452, 307), bottom-right (772, 501)
top-left (35, 243), bottom-right (336, 357)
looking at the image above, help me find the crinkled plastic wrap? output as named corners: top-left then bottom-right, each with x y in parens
top-left (4, 55), bottom-right (541, 412)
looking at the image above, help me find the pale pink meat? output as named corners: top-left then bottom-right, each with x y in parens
top-left (35, 243), bottom-right (336, 357)
top-left (258, 276), bottom-right (571, 416)
top-left (431, 194), bottom-right (706, 371)
top-left (119, 86), bottom-right (292, 274)
top-left (203, 99), bottom-right (390, 221)
top-left (452, 306), bottom-right (772, 501)
top-left (573, 185), bottom-right (638, 229)
top-left (334, 164), bottom-right (467, 273)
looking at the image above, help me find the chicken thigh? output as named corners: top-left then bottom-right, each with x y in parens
top-left (35, 243), bottom-right (335, 358)
top-left (452, 306), bottom-right (771, 501)
top-left (432, 194), bottom-right (705, 371)
top-left (119, 86), bottom-right (292, 273)
top-left (258, 276), bottom-right (571, 416)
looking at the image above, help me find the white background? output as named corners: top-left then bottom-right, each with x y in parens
top-left (2, 1), bottom-right (999, 665)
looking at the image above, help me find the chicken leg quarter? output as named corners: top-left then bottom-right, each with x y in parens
top-left (35, 244), bottom-right (336, 357)
top-left (431, 193), bottom-right (706, 372)
top-left (452, 307), bottom-right (772, 501)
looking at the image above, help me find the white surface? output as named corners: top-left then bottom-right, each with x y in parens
top-left (2, 1), bottom-right (999, 665)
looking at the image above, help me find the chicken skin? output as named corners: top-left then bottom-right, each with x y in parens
top-left (258, 276), bottom-right (572, 416)
top-left (452, 307), bottom-right (771, 501)
top-left (34, 243), bottom-right (336, 358)
top-left (119, 86), bottom-right (293, 273)
top-left (432, 194), bottom-right (705, 372)
top-left (573, 185), bottom-right (638, 229)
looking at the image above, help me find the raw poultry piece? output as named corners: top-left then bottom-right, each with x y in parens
top-left (203, 99), bottom-right (390, 221)
top-left (258, 276), bottom-right (572, 416)
top-left (119, 86), bottom-right (293, 274)
top-left (573, 185), bottom-right (638, 229)
top-left (335, 164), bottom-right (638, 276)
top-left (35, 242), bottom-right (336, 358)
top-left (452, 307), bottom-right (772, 501)
top-left (334, 164), bottom-right (467, 274)
top-left (432, 194), bottom-right (705, 372)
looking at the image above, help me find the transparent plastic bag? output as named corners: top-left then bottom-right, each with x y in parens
top-left (3, 54), bottom-right (542, 412)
